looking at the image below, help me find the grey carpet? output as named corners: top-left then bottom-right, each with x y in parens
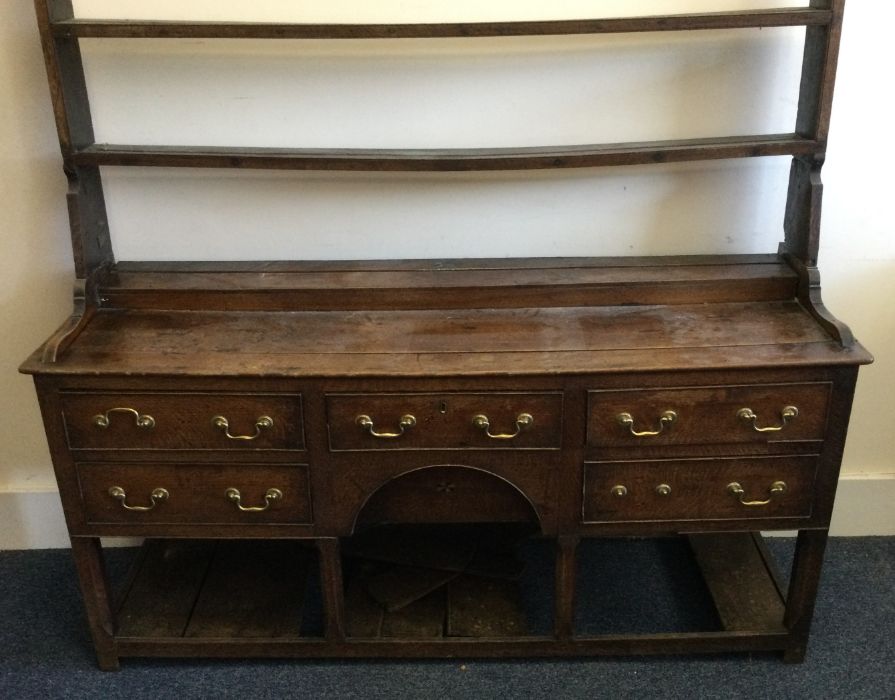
top-left (0, 537), bottom-right (892, 699)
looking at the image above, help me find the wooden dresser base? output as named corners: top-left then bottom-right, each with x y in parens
top-left (24, 258), bottom-right (868, 669)
top-left (78, 530), bottom-right (819, 670)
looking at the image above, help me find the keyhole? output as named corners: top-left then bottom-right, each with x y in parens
top-left (439, 401), bottom-right (448, 414)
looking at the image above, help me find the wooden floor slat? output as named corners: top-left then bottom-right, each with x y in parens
top-left (185, 541), bottom-right (310, 638)
top-left (381, 590), bottom-right (446, 639)
top-left (117, 540), bottom-right (215, 638)
top-left (345, 579), bottom-right (385, 638)
top-left (343, 525), bottom-right (477, 573)
top-left (447, 575), bottom-right (529, 637)
top-left (366, 566), bottom-right (459, 613)
top-left (688, 533), bottom-right (786, 633)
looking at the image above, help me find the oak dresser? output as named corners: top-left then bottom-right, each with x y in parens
top-left (22, 0), bottom-right (871, 669)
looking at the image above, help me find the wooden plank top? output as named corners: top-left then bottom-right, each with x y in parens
top-left (53, 9), bottom-right (831, 40)
top-left (21, 300), bottom-right (871, 378)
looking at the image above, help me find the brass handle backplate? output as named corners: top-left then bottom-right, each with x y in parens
top-left (737, 406), bottom-right (798, 433)
top-left (472, 413), bottom-right (534, 440)
top-left (727, 480), bottom-right (787, 507)
top-left (356, 414), bottom-right (416, 439)
top-left (617, 410), bottom-right (677, 437)
top-left (108, 486), bottom-right (168, 511)
top-left (225, 487), bottom-right (283, 512)
top-left (93, 408), bottom-right (155, 430)
top-left (212, 415), bottom-right (273, 441)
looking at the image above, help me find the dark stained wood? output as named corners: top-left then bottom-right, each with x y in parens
top-left (582, 456), bottom-right (819, 523)
top-left (20, 299), bottom-right (871, 378)
top-left (784, 255), bottom-right (857, 347)
top-left (782, 529), bottom-right (829, 663)
top-left (783, 157), bottom-right (824, 267)
top-left (61, 391), bottom-right (304, 451)
top-left (69, 537), bottom-right (120, 670)
top-left (77, 462), bottom-right (312, 526)
top-left (784, 0), bottom-right (845, 271)
top-left (354, 467), bottom-right (540, 527)
top-left (40, 273), bottom-right (97, 363)
top-left (114, 631), bottom-right (793, 658)
top-left (117, 540), bottom-right (214, 637)
top-left (343, 525), bottom-right (477, 572)
top-left (51, 9), bottom-right (832, 40)
top-left (554, 536), bottom-right (578, 640)
top-left (101, 258), bottom-right (799, 312)
top-left (587, 382), bottom-right (832, 448)
top-left (381, 590), bottom-right (446, 638)
top-left (345, 578), bottom-right (384, 638)
top-left (34, 0), bottom-right (113, 277)
top-left (111, 254), bottom-right (790, 273)
top-left (688, 533), bottom-right (786, 632)
top-left (446, 576), bottom-right (528, 637)
top-left (26, 0), bottom-right (867, 669)
top-left (114, 631), bottom-right (791, 658)
top-left (35, 1), bottom-right (91, 153)
top-left (365, 566), bottom-right (458, 613)
top-left (317, 539), bottom-right (346, 643)
top-left (327, 392), bottom-right (562, 451)
top-left (73, 135), bottom-right (819, 172)
top-left (796, 0), bottom-right (845, 144)
top-left (185, 541), bottom-right (310, 638)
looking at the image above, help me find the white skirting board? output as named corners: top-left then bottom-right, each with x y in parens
top-left (1, 475), bottom-right (893, 550)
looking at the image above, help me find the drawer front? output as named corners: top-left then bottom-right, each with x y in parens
top-left (582, 455), bottom-right (818, 523)
top-left (587, 383), bottom-right (830, 448)
top-left (62, 392), bottom-right (304, 451)
top-left (327, 392), bottom-right (563, 451)
top-left (77, 462), bottom-right (312, 524)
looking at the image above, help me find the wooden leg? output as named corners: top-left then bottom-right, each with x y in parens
top-left (69, 537), bottom-right (119, 671)
top-left (554, 535), bottom-right (579, 640)
top-left (782, 529), bottom-right (829, 664)
top-left (317, 538), bottom-right (346, 643)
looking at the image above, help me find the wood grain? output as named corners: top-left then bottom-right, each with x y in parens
top-left (73, 135), bottom-right (819, 172)
top-left (689, 533), bottom-right (786, 632)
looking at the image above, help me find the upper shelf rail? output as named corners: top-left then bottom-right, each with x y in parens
top-left (74, 134), bottom-right (817, 172)
top-left (52, 8), bottom-right (831, 40)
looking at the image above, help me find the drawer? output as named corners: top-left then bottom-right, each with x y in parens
top-left (582, 455), bottom-right (818, 523)
top-left (327, 392), bottom-right (562, 451)
top-left (587, 383), bottom-right (830, 448)
top-left (61, 392), bottom-right (304, 451)
top-left (77, 462), bottom-right (312, 525)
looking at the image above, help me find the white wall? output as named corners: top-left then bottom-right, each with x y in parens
top-left (1, 1), bottom-right (892, 547)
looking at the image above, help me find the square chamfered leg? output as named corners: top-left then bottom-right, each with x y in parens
top-left (69, 537), bottom-right (120, 671)
top-left (782, 529), bottom-right (830, 663)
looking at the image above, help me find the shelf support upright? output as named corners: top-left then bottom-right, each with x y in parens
top-left (35, 0), bottom-right (113, 280)
top-left (781, 0), bottom-right (854, 346)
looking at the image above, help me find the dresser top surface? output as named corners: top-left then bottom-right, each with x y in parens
top-left (21, 302), bottom-right (870, 379)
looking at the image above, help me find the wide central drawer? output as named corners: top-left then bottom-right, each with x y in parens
top-left (76, 462), bottom-right (312, 525)
top-left (587, 383), bottom-right (830, 448)
top-left (61, 392), bottom-right (304, 451)
top-left (582, 455), bottom-right (818, 523)
top-left (326, 392), bottom-right (563, 451)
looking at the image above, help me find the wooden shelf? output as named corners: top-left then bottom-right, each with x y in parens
top-left (75, 134), bottom-right (818, 172)
top-left (52, 9), bottom-right (831, 40)
top-left (110, 533), bottom-right (790, 659)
